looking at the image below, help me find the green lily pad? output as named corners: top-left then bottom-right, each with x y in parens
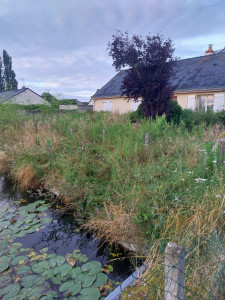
top-left (78, 287), bottom-right (100, 300)
top-left (59, 280), bottom-right (75, 292)
top-left (56, 255), bottom-right (65, 266)
top-left (77, 273), bottom-right (86, 283)
top-left (3, 284), bottom-right (21, 298)
top-left (40, 291), bottom-right (58, 300)
top-left (32, 262), bottom-right (44, 273)
top-left (41, 247), bottom-right (48, 252)
top-left (11, 256), bottom-right (27, 265)
top-left (92, 272), bottom-right (108, 287)
top-left (17, 265), bottom-right (31, 274)
top-left (81, 261), bottom-right (102, 276)
top-left (42, 269), bottom-right (54, 279)
top-left (39, 260), bottom-right (49, 270)
top-left (40, 218), bottom-right (52, 224)
top-left (51, 276), bottom-right (61, 285)
top-left (67, 281), bottom-right (81, 296)
top-left (82, 275), bottom-right (96, 288)
top-left (21, 275), bottom-right (39, 288)
top-left (0, 275), bottom-right (11, 288)
top-left (71, 267), bottom-right (81, 279)
top-left (0, 262), bottom-right (9, 272)
top-left (48, 257), bottom-right (57, 268)
top-left (11, 243), bottom-right (23, 247)
top-left (60, 263), bottom-right (72, 277)
top-left (0, 256), bottom-right (11, 263)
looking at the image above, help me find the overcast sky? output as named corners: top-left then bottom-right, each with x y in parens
top-left (1, 0), bottom-right (225, 102)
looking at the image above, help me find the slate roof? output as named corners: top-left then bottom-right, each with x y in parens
top-left (0, 88), bottom-right (28, 104)
top-left (92, 52), bottom-right (225, 98)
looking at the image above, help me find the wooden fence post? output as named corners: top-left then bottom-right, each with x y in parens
top-left (145, 133), bottom-right (149, 145)
top-left (165, 242), bottom-right (186, 300)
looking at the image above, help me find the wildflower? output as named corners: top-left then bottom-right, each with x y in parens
top-left (213, 160), bottom-right (217, 163)
top-left (216, 195), bottom-right (221, 198)
top-left (181, 178), bottom-right (185, 181)
top-left (195, 178), bottom-right (207, 183)
top-left (187, 171), bottom-right (193, 174)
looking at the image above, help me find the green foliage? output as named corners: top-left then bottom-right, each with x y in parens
top-left (0, 50), bottom-right (18, 91)
top-left (129, 104), bottom-right (144, 122)
top-left (169, 101), bottom-right (183, 125)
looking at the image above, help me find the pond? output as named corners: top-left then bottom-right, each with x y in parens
top-left (0, 176), bottom-right (132, 300)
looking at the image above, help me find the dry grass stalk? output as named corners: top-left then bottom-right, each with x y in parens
top-left (0, 151), bottom-right (10, 173)
top-left (83, 202), bottom-right (144, 253)
top-left (14, 165), bottom-right (39, 190)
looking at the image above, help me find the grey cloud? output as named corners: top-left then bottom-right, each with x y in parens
top-left (0, 0), bottom-right (225, 100)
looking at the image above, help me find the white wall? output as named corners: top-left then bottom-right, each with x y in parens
top-left (4, 89), bottom-right (49, 105)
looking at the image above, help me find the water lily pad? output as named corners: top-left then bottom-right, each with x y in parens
top-left (21, 275), bottom-right (39, 288)
top-left (60, 263), bottom-right (72, 277)
top-left (41, 247), bottom-right (48, 252)
top-left (33, 276), bottom-right (46, 286)
top-left (59, 280), bottom-right (75, 292)
top-left (71, 267), bottom-right (81, 279)
top-left (3, 283), bottom-right (21, 298)
top-left (51, 276), bottom-right (61, 285)
top-left (81, 261), bottom-right (102, 276)
top-left (78, 287), bottom-right (100, 300)
top-left (0, 262), bottom-right (9, 272)
top-left (48, 257), bottom-right (57, 268)
top-left (42, 269), bottom-right (54, 279)
top-left (40, 218), bottom-right (52, 224)
top-left (39, 260), bottom-right (49, 270)
top-left (32, 262), bottom-right (44, 273)
top-left (0, 275), bottom-right (11, 288)
top-left (11, 243), bottom-right (23, 247)
top-left (92, 272), bottom-right (108, 287)
top-left (56, 255), bottom-right (65, 266)
top-left (17, 265), bottom-right (31, 274)
top-left (82, 275), bottom-right (96, 288)
top-left (77, 273), bottom-right (86, 283)
top-left (67, 281), bottom-right (81, 296)
top-left (11, 256), bottom-right (27, 265)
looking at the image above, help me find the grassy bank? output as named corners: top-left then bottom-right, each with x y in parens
top-left (1, 105), bottom-right (225, 298)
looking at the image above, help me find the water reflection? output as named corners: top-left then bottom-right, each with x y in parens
top-left (0, 176), bottom-right (133, 281)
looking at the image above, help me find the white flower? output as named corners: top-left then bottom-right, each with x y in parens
top-left (216, 195), bottom-right (221, 198)
top-left (213, 160), bottom-right (217, 163)
top-left (195, 178), bottom-right (207, 183)
top-left (187, 171), bottom-right (193, 174)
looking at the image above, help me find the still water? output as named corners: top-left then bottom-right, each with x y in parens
top-left (0, 176), bottom-right (132, 284)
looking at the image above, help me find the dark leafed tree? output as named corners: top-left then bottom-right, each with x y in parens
top-left (108, 31), bottom-right (176, 118)
top-left (0, 57), bottom-right (3, 92)
top-left (2, 50), bottom-right (18, 91)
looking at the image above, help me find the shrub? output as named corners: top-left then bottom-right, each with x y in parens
top-left (129, 104), bottom-right (144, 122)
top-left (169, 101), bottom-right (183, 125)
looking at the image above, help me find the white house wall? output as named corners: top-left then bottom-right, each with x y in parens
top-left (4, 89), bottom-right (49, 105)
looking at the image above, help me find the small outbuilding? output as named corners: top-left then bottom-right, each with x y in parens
top-left (0, 87), bottom-right (49, 105)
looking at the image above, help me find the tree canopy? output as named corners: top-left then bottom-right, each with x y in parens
top-left (108, 31), bottom-right (176, 118)
top-left (0, 50), bottom-right (18, 92)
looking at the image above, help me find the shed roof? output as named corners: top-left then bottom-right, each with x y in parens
top-left (92, 52), bottom-right (225, 99)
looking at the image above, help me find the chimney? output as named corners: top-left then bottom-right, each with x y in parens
top-left (205, 44), bottom-right (214, 55)
top-left (21, 86), bottom-right (26, 89)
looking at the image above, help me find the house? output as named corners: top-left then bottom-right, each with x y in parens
top-left (0, 87), bottom-right (49, 105)
top-left (91, 45), bottom-right (225, 114)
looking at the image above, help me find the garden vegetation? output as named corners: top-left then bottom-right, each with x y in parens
top-left (1, 104), bottom-right (225, 297)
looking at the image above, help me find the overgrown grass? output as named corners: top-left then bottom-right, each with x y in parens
top-left (1, 105), bottom-right (225, 297)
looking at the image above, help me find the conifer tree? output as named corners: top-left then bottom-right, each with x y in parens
top-left (0, 50), bottom-right (18, 92)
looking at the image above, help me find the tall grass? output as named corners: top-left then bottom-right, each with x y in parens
top-left (1, 105), bottom-right (225, 297)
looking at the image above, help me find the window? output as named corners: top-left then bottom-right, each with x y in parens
top-left (197, 95), bottom-right (214, 111)
top-left (103, 100), bottom-right (112, 112)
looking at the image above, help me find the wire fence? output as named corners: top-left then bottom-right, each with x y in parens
top-left (105, 208), bottom-right (225, 300)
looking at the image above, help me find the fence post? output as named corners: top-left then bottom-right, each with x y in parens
top-left (165, 242), bottom-right (186, 300)
top-left (145, 133), bottom-right (149, 145)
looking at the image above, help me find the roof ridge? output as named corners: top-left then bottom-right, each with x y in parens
top-left (176, 51), bottom-right (225, 63)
